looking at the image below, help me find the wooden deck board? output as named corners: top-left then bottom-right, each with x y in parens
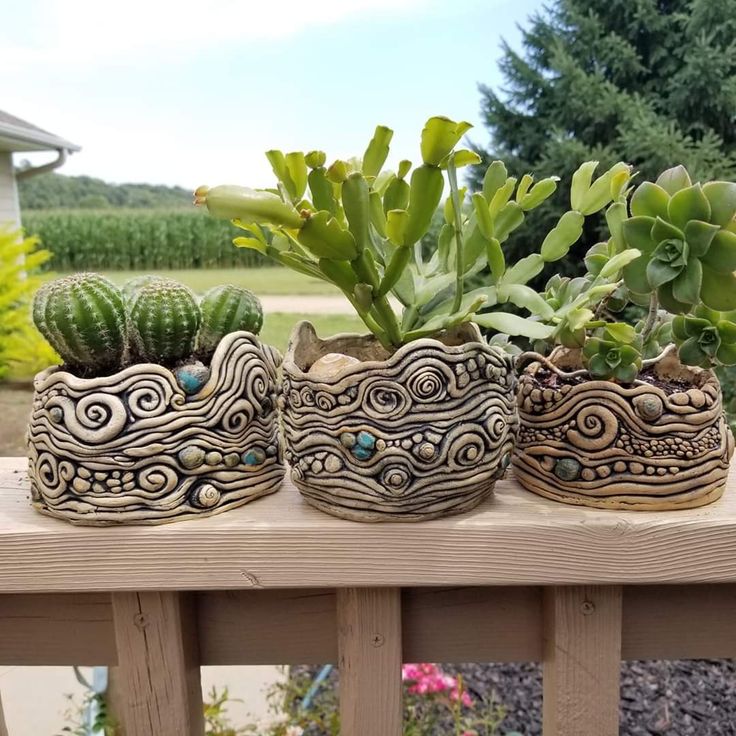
top-left (2, 457), bottom-right (736, 592)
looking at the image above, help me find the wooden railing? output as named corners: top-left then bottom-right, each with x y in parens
top-left (1, 456), bottom-right (736, 735)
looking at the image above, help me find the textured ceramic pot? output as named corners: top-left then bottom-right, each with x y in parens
top-left (513, 348), bottom-right (735, 510)
top-left (27, 332), bottom-right (283, 525)
top-left (280, 321), bottom-right (517, 522)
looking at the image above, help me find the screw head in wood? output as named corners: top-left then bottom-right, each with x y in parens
top-left (371, 633), bottom-right (385, 647)
top-left (581, 600), bottom-right (595, 615)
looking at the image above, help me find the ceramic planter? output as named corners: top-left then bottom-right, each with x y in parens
top-left (27, 332), bottom-right (283, 525)
top-left (280, 321), bottom-right (517, 522)
top-left (513, 348), bottom-right (735, 510)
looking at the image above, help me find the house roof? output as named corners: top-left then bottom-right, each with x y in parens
top-left (0, 110), bottom-right (80, 153)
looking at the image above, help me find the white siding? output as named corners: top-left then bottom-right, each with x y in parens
top-left (0, 152), bottom-right (20, 228)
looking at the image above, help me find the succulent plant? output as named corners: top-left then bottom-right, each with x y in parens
top-left (196, 117), bottom-right (630, 349)
top-left (128, 278), bottom-right (201, 365)
top-left (32, 273), bottom-right (127, 373)
top-left (582, 323), bottom-right (643, 383)
top-left (198, 284), bottom-right (263, 356)
top-left (621, 166), bottom-right (736, 313)
top-left (672, 306), bottom-right (736, 367)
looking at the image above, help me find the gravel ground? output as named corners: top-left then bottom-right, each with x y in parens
top-left (294, 661), bottom-right (736, 735)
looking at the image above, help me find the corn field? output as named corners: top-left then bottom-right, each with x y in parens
top-left (21, 209), bottom-right (269, 271)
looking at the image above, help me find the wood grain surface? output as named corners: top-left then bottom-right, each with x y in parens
top-left (1, 457), bottom-right (736, 591)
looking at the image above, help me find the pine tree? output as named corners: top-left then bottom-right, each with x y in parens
top-left (471, 0), bottom-right (736, 272)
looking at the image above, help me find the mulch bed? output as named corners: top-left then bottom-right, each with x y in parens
top-left (295, 661), bottom-right (736, 735)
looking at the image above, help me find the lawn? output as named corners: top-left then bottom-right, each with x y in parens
top-left (89, 267), bottom-right (333, 296)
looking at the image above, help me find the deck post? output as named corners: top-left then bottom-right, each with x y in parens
top-left (111, 591), bottom-right (204, 736)
top-left (337, 587), bottom-right (403, 736)
top-left (543, 585), bottom-right (622, 736)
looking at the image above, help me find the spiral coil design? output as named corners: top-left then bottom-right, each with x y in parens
top-left (27, 332), bottom-right (283, 525)
top-left (281, 323), bottom-right (517, 522)
top-left (513, 354), bottom-right (735, 510)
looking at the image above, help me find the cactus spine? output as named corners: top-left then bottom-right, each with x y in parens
top-left (198, 285), bottom-right (263, 355)
top-left (32, 273), bottom-right (127, 373)
top-left (129, 279), bottom-right (201, 365)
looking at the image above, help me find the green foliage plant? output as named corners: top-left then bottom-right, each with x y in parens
top-left (196, 117), bottom-right (629, 351)
top-left (198, 284), bottom-right (264, 356)
top-left (0, 226), bottom-right (57, 380)
top-left (529, 165), bottom-right (736, 382)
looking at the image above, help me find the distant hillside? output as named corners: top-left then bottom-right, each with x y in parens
top-left (18, 172), bottom-right (191, 210)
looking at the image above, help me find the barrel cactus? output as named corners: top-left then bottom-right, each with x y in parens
top-left (128, 279), bottom-right (201, 365)
top-left (32, 273), bottom-right (127, 373)
top-left (198, 284), bottom-right (263, 356)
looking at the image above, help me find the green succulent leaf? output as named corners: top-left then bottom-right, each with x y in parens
top-left (671, 315), bottom-right (689, 341)
top-left (486, 237), bottom-right (505, 281)
top-left (702, 181), bottom-right (736, 227)
top-left (362, 125), bottom-right (393, 178)
top-left (667, 184), bottom-right (711, 230)
top-left (671, 258), bottom-right (702, 305)
top-left (684, 220), bottom-right (721, 257)
top-left (587, 352), bottom-right (610, 377)
top-left (621, 216), bottom-right (656, 252)
top-left (678, 336), bottom-right (709, 367)
top-left (540, 210), bottom-right (585, 261)
top-left (604, 322), bottom-right (636, 343)
top-left (700, 264), bottom-right (736, 311)
top-left (502, 253), bottom-right (545, 285)
top-left (630, 182), bottom-right (670, 219)
top-left (701, 230), bottom-right (736, 272)
top-left (646, 253), bottom-right (682, 289)
top-left (496, 283), bottom-right (554, 319)
top-left (651, 217), bottom-right (685, 243)
top-left (494, 201), bottom-right (525, 242)
top-left (298, 211), bottom-right (358, 260)
top-left (598, 249), bottom-right (642, 280)
top-left (584, 242), bottom-right (608, 277)
top-left (657, 281), bottom-right (691, 314)
top-left (420, 116), bottom-right (472, 166)
top-left (472, 193), bottom-right (494, 240)
top-left (473, 311), bottom-right (555, 339)
top-left (717, 342), bottom-right (736, 364)
top-left (440, 149), bottom-right (482, 169)
top-left (386, 209), bottom-right (409, 246)
top-left (482, 161), bottom-right (508, 204)
top-left (570, 161), bottom-right (598, 212)
top-left (519, 177), bottom-right (558, 210)
top-left (656, 165), bottom-right (692, 196)
top-left (614, 362), bottom-right (639, 383)
top-left (622, 253), bottom-right (650, 293)
top-left (606, 202), bottom-right (627, 252)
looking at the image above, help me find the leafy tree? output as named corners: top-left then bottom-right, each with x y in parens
top-left (18, 171), bottom-right (191, 210)
top-left (470, 0), bottom-right (736, 275)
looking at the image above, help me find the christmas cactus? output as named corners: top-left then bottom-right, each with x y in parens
top-left (196, 116), bottom-right (628, 350)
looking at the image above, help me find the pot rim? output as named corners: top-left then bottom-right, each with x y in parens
top-left (283, 320), bottom-right (509, 383)
top-left (33, 330), bottom-right (270, 391)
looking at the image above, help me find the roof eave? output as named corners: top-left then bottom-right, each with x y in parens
top-left (0, 122), bottom-right (80, 153)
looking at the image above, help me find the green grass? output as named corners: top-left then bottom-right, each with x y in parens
top-left (261, 313), bottom-right (365, 352)
top-left (84, 267), bottom-right (334, 296)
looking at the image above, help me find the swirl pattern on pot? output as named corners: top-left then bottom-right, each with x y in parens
top-left (27, 332), bottom-right (283, 525)
top-left (513, 352), bottom-right (734, 510)
top-left (281, 321), bottom-right (517, 522)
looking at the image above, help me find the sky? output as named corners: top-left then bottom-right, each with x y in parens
top-left (0, 0), bottom-right (543, 189)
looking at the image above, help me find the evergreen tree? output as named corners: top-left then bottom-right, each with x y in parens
top-left (471, 0), bottom-right (736, 273)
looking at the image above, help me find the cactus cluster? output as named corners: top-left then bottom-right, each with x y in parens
top-left (32, 273), bottom-right (263, 375)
